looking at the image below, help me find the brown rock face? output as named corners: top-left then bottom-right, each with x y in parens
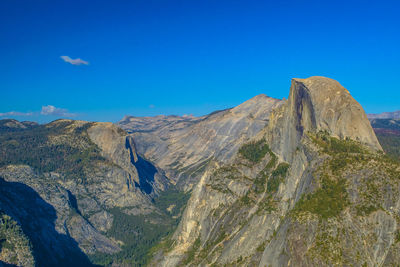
top-left (294, 77), bottom-right (380, 147)
top-left (269, 76), bottom-right (382, 161)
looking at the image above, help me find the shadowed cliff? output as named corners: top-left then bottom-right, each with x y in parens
top-left (0, 177), bottom-right (96, 266)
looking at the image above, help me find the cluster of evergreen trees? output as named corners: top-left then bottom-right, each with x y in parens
top-left (0, 121), bottom-right (105, 181)
top-left (238, 138), bottom-right (272, 163)
top-left (89, 189), bottom-right (190, 266)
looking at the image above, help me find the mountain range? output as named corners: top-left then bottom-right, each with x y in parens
top-left (368, 110), bottom-right (400, 119)
top-left (0, 76), bottom-right (399, 266)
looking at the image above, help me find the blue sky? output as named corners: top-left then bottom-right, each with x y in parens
top-left (1, 0), bottom-right (399, 123)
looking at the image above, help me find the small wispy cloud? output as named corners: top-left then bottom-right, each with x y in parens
top-left (0, 111), bottom-right (33, 117)
top-left (60, 56), bottom-right (89, 65)
top-left (149, 104), bottom-right (155, 108)
top-left (0, 105), bottom-right (76, 118)
top-left (40, 105), bottom-right (75, 117)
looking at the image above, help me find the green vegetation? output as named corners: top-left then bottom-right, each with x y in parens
top-left (90, 208), bottom-right (170, 266)
top-left (293, 176), bottom-right (349, 219)
top-left (209, 166), bottom-right (243, 194)
top-left (271, 162), bottom-right (289, 177)
top-left (0, 119), bottom-right (38, 133)
top-left (0, 213), bottom-right (17, 251)
top-left (256, 196), bottom-right (277, 214)
top-left (328, 157), bottom-right (348, 173)
top-left (308, 226), bottom-right (344, 265)
top-left (254, 171), bottom-right (268, 194)
top-left (239, 194), bottom-right (254, 206)
top-left (310, 132), bottom-right (372, 174)
top-left (0, 121), bottom-right (105, 181)
top-left (370, 119), bottom-right (400, 131)
top-left (238, 145), bottom-right (289, 214)
top-left (153, 188), bottom-right (191, 217)
top-left (310, 131), bottom-right (365, 155)
top-left (179, 158), bottom-right (213, 179)
top-left (256, 241), bottom-right (266, 252)
top-left (182, 237), bottom-right (201, 265)
top-left (195, 230), bottom-right (227, 262)
top-left (0, 210), bottom-right (33, 266)
top-left (355, 204), bottom-right (379, 216)
top-left (268, 163), bottom-right (289, 193)
top-left (252, 149), bottom-right (279, 194)
top-left (239, 137), bottom-right (289, 199)
top-left (239, 138), bottom-right (272, 163)
top-left (265, 152), bottom-right (278, 170)
top-left (241, 153), bottom-right (288, 215)
top-left (210, 183), bottom-right (235, 195)
top-left (90, 188), bottom-right (190, 266)
top-left (354, 177), bottom-right (385, 217)
top-left (376, 134), bottom-right (400, 161)
top-left (369, 119), bottom-right (400, 161)
top-left (308, 131), bottom-right (400, 219)
top-left (213, 166), bottom-right (241, 180)
top-left (147, 232), bottom-right (175, 257)
top-left (395, 230), bottom-right (400, 243)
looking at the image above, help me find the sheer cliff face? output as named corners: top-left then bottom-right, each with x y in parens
top-left (268, 76), bottom-right (382, 161)
top-left (87, 122), bottom-right (169, 193)
top-left (155, 77), bottom-right (400, 266)
top-left (118, 94), bottom-right (283, 190)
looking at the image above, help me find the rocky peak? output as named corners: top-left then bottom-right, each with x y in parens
top-left (0, 119), bottom-right (38, 131)
top-left (87, 122), bottom-right (140, 184)
top-left (230, 94), bottom-right (281, 118)
top-left (269, 76), bottom-right (382, 161)
top-left (87, 122), bottom-right (169, 195)
top-left (119, 94), bottom-right (283, 190)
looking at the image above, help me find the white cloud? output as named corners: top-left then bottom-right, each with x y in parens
top-left (0, 111), bottom-right (33, 117)
top-left (149, 104), bottom-right (155, 108)
top-left (0, 106), bottom-right (75, 118)
top-left (40, 105), bottom-right (75, 117)
top-left (60, 56), bottom-right (89, 65)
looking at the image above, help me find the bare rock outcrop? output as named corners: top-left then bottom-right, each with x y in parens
top-left (118, 94), bottom-right (283, 190)
top-left (268, 76), bottom-right (381, 161)
top-left (88, 122), bottom-right (140, 184)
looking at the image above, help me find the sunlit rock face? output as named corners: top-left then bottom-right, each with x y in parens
top-left (118, 94), bottom-right (283, 190)
top-left (268, 76), bottom-right (382, 162)
top-left (154, 77), bottom-right (399, 267)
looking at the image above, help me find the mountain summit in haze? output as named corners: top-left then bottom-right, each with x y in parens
top-left (368, 110), bottom-right (400, 119)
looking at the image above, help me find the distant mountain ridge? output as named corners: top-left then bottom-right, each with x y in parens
top-left (118, 94), bottom-right (284, 191)
top-left (367, 110), bottom-right (400, 119)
